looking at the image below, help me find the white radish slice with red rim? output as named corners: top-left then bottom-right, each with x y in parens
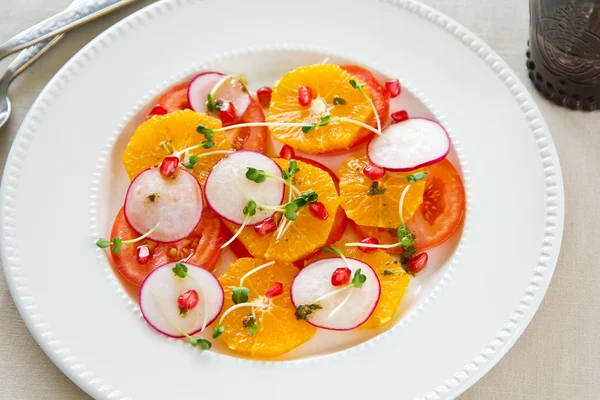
top-left (367, 118), bottom-right (451, 171)
top-left (205, 151), bottom-right (285, 226)
top-left (187, 71), bottom-right (251, 116)
top-left (124, 167), bottom-right (203, 243)
top-left (290, 258), bottom-right (380, 331)
top-left (139, 262), bottom-right (224, 338)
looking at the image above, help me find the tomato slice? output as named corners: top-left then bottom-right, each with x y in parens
top-left (157, 81), bottom-right (190, 112)
top-left (352, 159), bottom-right (465, 252)
top-left (110, 207), bottom-right (226, 286)
top-left (225, 98), bottom-right (268, 153)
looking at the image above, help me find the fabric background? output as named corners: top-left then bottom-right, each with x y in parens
top-left (0, 0), bottom-right (597, 398)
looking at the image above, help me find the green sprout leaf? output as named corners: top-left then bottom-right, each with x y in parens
top-left (295, 304), bottom-right (322, 321)
top-left (201, 140), bottom-right (214, 149)
top-left (318, 115), bottom-right (331, 126)
top-left (96, 238), bottom-right (111, 248)
top-left (351, 268), bottom-right (367, 288)
top-left (206, 93), bottom-right (217, 112)
top-left (189, 338), bottom-right (212, 350)
top-left (301, 190), bottom-right (318, 204)
top-left (333, 96), bottom-right (346, 105)
top-left (302, 123), bottom-right (317, 134)
top-left (367, 181), bottom-right (386, 196)
top-left (196, 124), bottom-right (215, 137)
top-left (243, 200), bottom-right (257, 217)
top-left (232, 286), bottom-right (250, 304)
top-left (321, 247), bottom-right (343, 256)
top-left (397, 226), bottom-right (410, 241)
top-left (248, 322), bottom-right (259, 336)
top-left (212, 324), bottom-right (225, 339)
top-left (349, 79), bottom-right (365, 90)
top-left (406, 172), bottom-right (427, 184)
top-left (184, 155), bottom-right (200, 169)
top-left (284, 210), bottom-right (297, 221)
top-left (282, 160), bottom-right (300, 180)
top-left (172, 262), bottom-right (188, 278)
top-left (111, 238), bottom-right (123, 254)
top-left (246, 168), bottom-right (267, 183)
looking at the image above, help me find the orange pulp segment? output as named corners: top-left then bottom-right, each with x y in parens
top-left (217, 258), bottom-right (316, 358)
top-left (122, 110), bottom-right (231, 183)
top-left (339, 156), bottom-right (425, 229)
top-left (224, 159), bottom-right (340, 263)
top-left (267, 64), bottom-right (373, 154)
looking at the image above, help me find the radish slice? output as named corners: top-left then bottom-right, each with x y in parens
top-left (367, 118), bottom-right (450, 171)
top-left (291, 258), bottom-right (380, 331)
top-left (124, 167), bottom-right (203, 243)
top-left (139, 262), bottom-right (224, 338)
top-left (187, 71), bottom-right (251, 116)
top-left (205, 151), bottom-right (284, 226)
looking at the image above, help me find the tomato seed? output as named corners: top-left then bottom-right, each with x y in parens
top-left (308, 202), bottom-right (329, 220)
top-left (279, 144), bottom-right (295, 160)
top-left (168, 248), bottom-right (178, 258)
top-left (358, 237), bottom-right (379, 253)
top-left (385, 79), bottom-right (401, 97)
top-left (160, 156), bottom-right (179, 178)
top-left (147, 105), bottom-right (168, 119)
top-left (219, 101), bottom-right (237, 125)
top-left (254, 217), bottom-right (277, 237)
top-left (331, 267), bottom-right (351, 286)
top-left (298, 86), bottom-right (313, 106)
top-left (391, 110), bottom-right (409, 123)
top-left (265, 281), bottom-right (284, 298)
top-left (363, 164), bottom-right (386, 180)
top-left (408, 252), bottom-right (428, 275)
top-left (177, 289), bottom-right (199, 310)
top-left (256, 86), bottom-right (273, 107)
top-left (136, 245), bottom-right (152, 265)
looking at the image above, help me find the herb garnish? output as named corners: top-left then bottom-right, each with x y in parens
top-left (147, 193), bottom-right (157, 202)
top-left (184, 155), bottom-right (200, 169)
top-left (383, 269), bottom-right (394, 276)
top-left (367, 181), bottom-right (386, 196)
top-left (96, 222), bottom-right (160, 254)
top-left (179, 305), bottom-right (188, 317)
top-left (333, 96), bottom-right (346, 105)
top-left (295, 304), bottom-right (322, 321)
top-left (232, 286), bottom-right (250, 304)
top-left (172, 262), bottom-right (188, 278)
top-left (196, 124), bottom-right (215, 149)
top-left (351, 269), bottom-right (367, 288)
top-left (302, 115), bottom-right (332, 134)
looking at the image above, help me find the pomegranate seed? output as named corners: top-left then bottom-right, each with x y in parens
top-left (391, 110), bottom-right (409, 123)
top-left (265, 281), bottom-right (283, 298)
top-left (219, 101), bottom-right (237, 125)
top-left (254, 217), bottom-right (277, 237)
top-left (363, 164), bottom-right (386, 180)
top-left (148, 105), bottom-right (168, 118)
top-left (298, 86), bottom-right (312, 106)
top-left (177, 289), bottom-right (199, 310)
top-left (331, 267), bottom-right (351, 286)
top-left (358, 237), bottom-right (379, 253)
top-left (408, 252), bottom-right (428, 275)
top-left (160, 156), bottom-right (179, 178)
top-left (308, 202), bottom-right (329, 220)
top-left (256, 86), bottom-right (273, 107)
top-left (385, 79), bottom-right (401, 97)
top-left (136, 245), bottom-right (152, 264)
top-left (279, 144), bottom-right (296, 160)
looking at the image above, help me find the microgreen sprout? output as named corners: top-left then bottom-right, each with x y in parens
top-left (177, 327), bottom-right (212, 350)
top-left (302, 115), bottom-right (331, 134)
top-left (96, 221), bottom-right (160, 254)
top-left (212, 302), bottom-right (269, 338)
top-left (389, 171), bottom-right (428, 184)
top-left (196, 125), bottom-right (215, 149)
top-left (350, 78), bottom-right (381, 132)
top-left (245, 166), bottom-right (302, 196)
top-left (171, 262), bottom-right (210, 332)
top-left (184, 155), bottom-right (200, 169)
top-left (232, 287), bottom-right (250, 304)
top-left (172, 262), bottom-right (188, 278)
top-left (220, 200), bottom-right (256, 249)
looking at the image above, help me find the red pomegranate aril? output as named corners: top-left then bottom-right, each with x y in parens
top-left (254, 217), bottom-right (277, 237)
top-left (279, 144), bottom-right (295, 160)
top-left (148, 105), bottom-right (168, 118)
top-left (177, 289), bottom-right (199, 310)
top-left (358, 237), bottom-right (379, 253)
top-left (391, 110), bottom-right (409, 123)
top-left (385, 79), bottom-right (401, 97)
top-left (298, 86), bottom-right (313, 106)
top-left (256, 86), bottom-right (273, 107)
top-left (160, 156), bottom-right (179, 178)
top-left (265, 281), bottom-right (283, 298)
top-left (408, 252), bottom-right (428, 275)
top-left (308, 202), bottom-right (329, 220)
top-left (331, 267), bottom-right (351, 286)
top-left (219, 101), bottom-right (237, 125)
top-left (363, 164), bottom-right (386, 180)
top-left (136, 245), bottom-right (152, 265)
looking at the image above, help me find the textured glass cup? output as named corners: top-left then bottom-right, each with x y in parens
top-left (528, 0), bottom-right (600, 110)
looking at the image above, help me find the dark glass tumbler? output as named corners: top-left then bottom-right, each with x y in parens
top-left (528, 0), bottom-right (600, 110)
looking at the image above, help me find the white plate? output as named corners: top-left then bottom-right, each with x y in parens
top-left (0, 0), bottom-right (564, 399)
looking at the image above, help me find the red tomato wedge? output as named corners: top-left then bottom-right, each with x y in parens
top-left (157, 81), bottom-right (190, 112)
top-left (225, 98), bottom-right (268, 153)
top-left (110, 207), bottom-right (226, 286)
top-left (352, 159), bottom-right (465, 252)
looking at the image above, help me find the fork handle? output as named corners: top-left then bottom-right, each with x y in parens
top-left (0, 0), bottom-right (137, 61)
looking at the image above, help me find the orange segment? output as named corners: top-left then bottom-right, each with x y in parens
top-left (267, 64), bottom-right (373, 154)
top-left (217, 258), bottom-right (316, 358)
top-left (122, 110), bottom-right (231, 183)
top-left (224, 159), bottom-right (339, 263)
top-left (312, 240), bottom-right (410, 329)
top-left (339, 156), bottom-right (425, 228)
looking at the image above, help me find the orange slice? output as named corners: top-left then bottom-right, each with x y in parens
top-left (224, 159), bottom-right (340, 263)
top-left (312, 240), bottom-right (410, 329)
top-left (339, 156), bottom-right (425, 228)
top-left (217, 258), bottom-right (316, 358)
top-left (267, 64), bottom-right (373, 154)
top-left (122, 110), bottom-right (231, 183)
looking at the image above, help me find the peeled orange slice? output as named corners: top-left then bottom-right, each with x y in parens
top-left (339, 156), bottom-right (425, 229)
top-left (267, 64), bottom-right (373, 154)
top-left (223, 159), bottom-right (340, 263)
top-left (217, 258), bottom-right (316, 358)
top-left (122, 110), bottom-right (231, 183)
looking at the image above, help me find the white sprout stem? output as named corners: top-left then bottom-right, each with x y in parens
top-left (215, 122), bottom-right (311, 132)
top-left (321, 57), bottom-right (330, 64)
top-left (230, 170), bottom-right (286, 212)
top-left (173, 146), bottom-right (233, 159)
top-left (239, 260), bottom-right (276, 287)
top-left (313, 284), bottom-right (352, 304)
top-left (122, 222), bottom-right (160, 244)
top-left (358, 89), bottom-right (381, 132)
top-left (328, 289), bottom-right (353, 318)
top-left (398, 184), bottom-right (411, 228)
top-left (338, 252), bottom-right (353, 271)
top-left (183, 273), bottom-right (209, 333)
top-left (209, 73), bottom-right (246, 99)
top-left (344, 242), bottom-right (402, 249)
top-left (275, 175), bottom-right (297, 240)
top-left (218, 302), bottom-right (269, 326)
top-left (220, 216), bottom-right (250, 249)
top-left (334, 117), bottom-right (382, 136)
top-left (278, 207), bottom-right (305, 240)
top-left (153, 293), bottom-right (198, 340)
top-left (267, 174), bottom-right (302, 196)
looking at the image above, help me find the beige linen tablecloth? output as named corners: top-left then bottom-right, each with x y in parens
top-left (0, 0), bottom-right (598, 398)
